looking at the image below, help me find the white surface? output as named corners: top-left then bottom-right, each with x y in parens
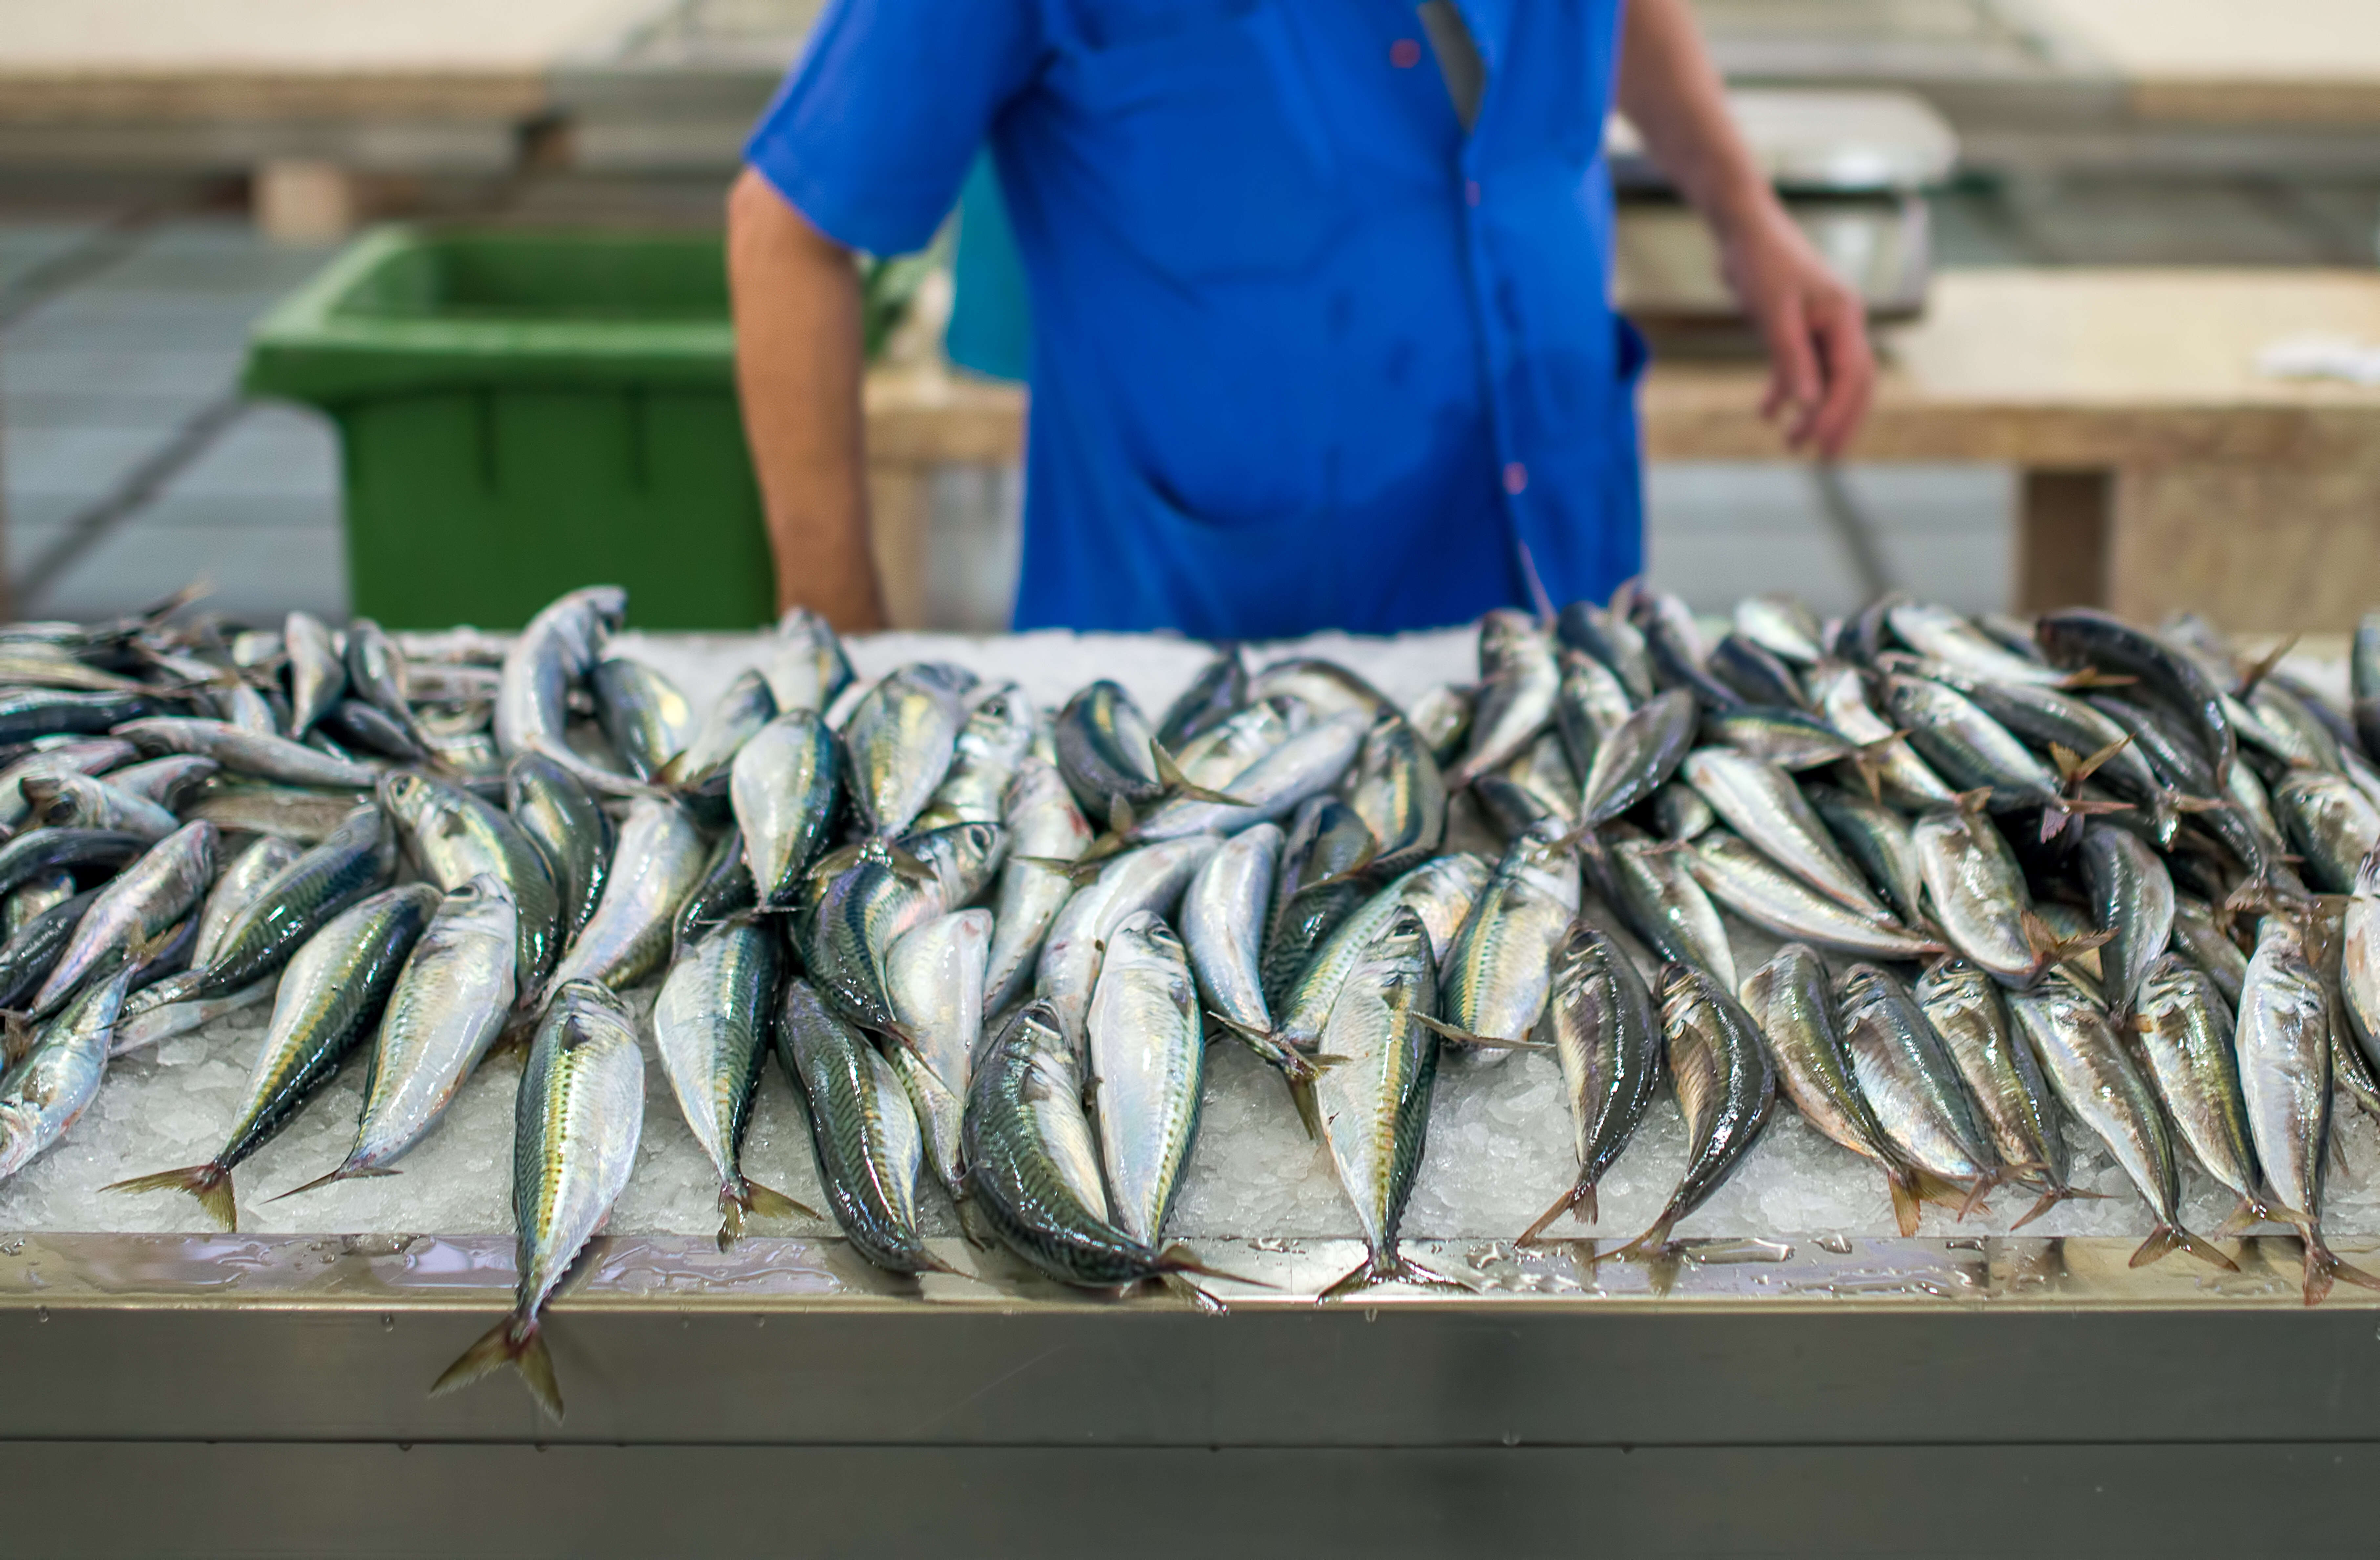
top-left (3, 625), bottom-right (2373, 1247)
top-left (0, 0), bottom-right (657, 74)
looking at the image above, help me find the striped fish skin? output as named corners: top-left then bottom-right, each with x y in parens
top-left (2132, 954), bottom-right (2262, 1219)
top-left (1129, 710), bottom-right (1369, 843)
top-left (1887, 601), bottom-right (2065, 688)
top-left (1438, 822), bottom-right (1579, 1056)
top-left (294, 876), bottom-right (517, 1190)
top-left (1271, 852), bottom-right (1491, 1054)
top-left (1522, 922), bottom-right (1662, 1241)
top-left (2081, 822), bottom-right (2174, 1021)
top-left (3, 871), bottom-right (74, 940)
top-left (1446, 609), bottom-right (1559, 789)
top-left (1260, 797), bottom-right (1378, 1011)
top-left (538, 799), bottom-right (708, 1003)
top-left (1911, 805), bottom-right (2036, 982)
top-left (1608, 965), bottom-right (1776, 1259)
top-left (32, 820), bottom-right (215, 1016)
top-left (967, 999), bottom-right (1198, 1288)
top-left (777, 977), bottom-right (938, 1275)
top-left (808, 821), bottom-right (1005, 1037)
top-left (655, 916), bottom-right (800, 1243)
top-left (149, 804), bottom-right (392, 1008)
top-left (506, 752), bottom-right (611, 944)
top-left (730, 710), bottom-right (840, 908)
top-left (1554, 648), bottom-right (1634, 783)
top-left (2007, 970), bottom-right (2233, 1273)
top-left (2174, 894), bottom-right (2248, 1009)
top-left (493, 585), bottom-right (627, 789)
top-left (674, 825), bottom-right (757, 947)
top-left (1686, 831), bottom-right (1938, 960)
top-left (0, 739), bottom-right (135, 835)
top-left (1684, 747), bottom-right (1887, 916)
top-left (764, 607), bottom-right (855, 716)
top-left (432, 978), bottom-right (645, 1421)
top-left (916, 682), bottom-right (1035, 831)
top-left (663, 668), bottom-right (778, 790)
top-left (1182, 823), bottom-right (1281, 1040)
top-left (1804, 660), bottom-right (1953, 809)
top-left (1155, 649), bottom-right (1249, 753)
top-left (982, 757), bottom-right (1092, 1016)
top-left (1174, 700), bottom-right (1295, 791)
top-left (1033, 834), bottom-right (1216, 1052)
top-left (1088, 912), bottom-right (1205, 1247)
top-left (1314, 909), bottom-right (1443, 1291)
top-left (190, 836), bottom-right (303, 971)
top-left (110, 883), bottom-right (439, 1231)
top-left (1740, 945), bottom-right (1900, 1177)
top-left (844, 663), bottom-right (973, 843)
top-left (2035, 608), bottom-right (2236, 788)
top-left (1344, 710), bottom-right (1445, 877)
top-left (1804, 782), bottom-right (1927, 928)
top-left (884, 907), bottom-right (991, 1197)
top-left (0, 960), bottom-right (139, 1181)
top-left (2273, 770), bottom-right (2380, 893)
top-left (1588, 823), bottom-right (1736, 989)
top-left (1735, 594), bottom-right (1825, 666)
top-left (381, 772), bottom-right (562, 995)
top-left (1833, 963), bottom-right (1996, 1191)
top-left (1914, 960), bottom-right (2068, 1202)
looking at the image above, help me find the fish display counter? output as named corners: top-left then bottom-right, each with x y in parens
top-left (0, 601), bottom-right (2376, 1556)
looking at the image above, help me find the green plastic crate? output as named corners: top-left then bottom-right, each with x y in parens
top-left (242, 225), bottom-right (771, 630)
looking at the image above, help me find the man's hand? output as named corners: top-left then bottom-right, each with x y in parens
top-left (1616, 0), bottom-right (1876, 459)
top-left (1714, 200), bottom-right (1874, 459)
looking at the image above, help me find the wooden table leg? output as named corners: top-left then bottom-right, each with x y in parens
top-left (2015, 469), bottom-right (2112, 615)
top-left (2104, 457), bottom-right (2380, 633)
top-left (866, 463), bottom-right (931, 630)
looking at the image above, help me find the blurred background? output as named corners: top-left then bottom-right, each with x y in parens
top-left (3, 0), bottom-right (2378, 630)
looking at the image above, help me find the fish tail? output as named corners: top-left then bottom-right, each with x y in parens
top-left (2010, 1180), bottom-right (2109, 1231)
top-left (431, 1312), bottom-right (562, 1421)
top-left (104, 1161), bottom-right (235, 1230)
top-left (266, 1161), bottom-right (398, 1203)
top-left (1149, 742), bottom-right (1250, 808)
top-left (733, 1176), bottom-right (820, 1226)
top-left (1885, 1165), bottom-right (1923, 1237)
top-left (1519, 1179), bottom-right (1598, 1246)
top-left (1156, 1242), bottom-right (1273, 1291)
top-left (1410, 1013), bottom-right (1551, 1052)
top-left (1592, 1213), bottom-right (1679, 1267)
top-left (2214, 1193), bottom-right (2279, 1238)
top-left (2304, 1236), bottom-right (2380, 1308)
top-left (2130, 1221), bottom-right (2238, 1274)
top-left (1285, 1076), bottom-right (1323, 1143)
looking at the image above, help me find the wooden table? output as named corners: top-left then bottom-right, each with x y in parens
top-left (865, 268), bottom-right (2380, 633)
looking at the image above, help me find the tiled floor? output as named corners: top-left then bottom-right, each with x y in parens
top-left (1, 171), bottom-right (2374, 628)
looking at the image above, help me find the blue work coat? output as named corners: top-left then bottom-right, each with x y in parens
top-left (748, 0), bottom-right (1646, 637)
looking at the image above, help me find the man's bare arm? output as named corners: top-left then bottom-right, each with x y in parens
top-left (727, 167), bottom-right (887, 629)
top-left (1616, 0), bottom-right (1874, 456)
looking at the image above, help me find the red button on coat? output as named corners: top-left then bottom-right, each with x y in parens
top-left (1390, 37), bottom-right (1422, 68)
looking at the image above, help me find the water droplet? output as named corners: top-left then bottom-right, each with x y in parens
top-left (1362, 1307), bottom-right (1379, 1323)
top-left (1501, 1430), bottom-right (1520, 1447)
top-left (381, 1313), bottom-right (395, 1331)
top-left (34, 1305), bottom-right (47, 1322)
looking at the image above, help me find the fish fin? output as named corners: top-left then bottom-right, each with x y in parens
top-left (2022, 911), bottom-right (2112, 984)
top-left (1302, 837), bottom-right (1382, 894)
top-left (0, 1013), bottom-right (33, 1066)
top-left (2054, 667), bottom-right (2135, 691)
top-left (2130, 1221), bottom-right (2237, 1274)
top-left (2052, 736), bottom-right (2132, 787)
top-left (266, 1162), bottom-right (398, 1203)
top-left (1287, 1076), bottom-right (1323, 1143)
top-left (2304, 1235), bottom-right (2380, 1307)
top-left (809, 843), bottom-right (862, 879)
top-left (1315, 1247), bottom-right (1467, 1301)
top-left (1150, 743), bottom-right (1248, 808)
top-left (1519, 1180), bottom-right (1598, 1246)
top-left (1155, 1242), bottom-right (1274, 1291)
top-left (528, 737), bottom-right (664, 801)
top-left (737, 1177), bottom-right (820, 1225)
top-left (887, 842), bottom-right (937, 884)
top-left (104, 1161), bottom-right (235, 1231)
top-left (1158, 1272), bottom-right (1231, 1315)
top-left (1886, 1167), bottom-right (1923, 1237)
top-left (1950, 786), bottom-right (1994, 816)
top-left (2233, 635), bottom-right (2298, 700)
top-left (1014, 852), bottom-right (1104, 885)
top-left (2011, 1181), bottom-right (2111, 1231)
top-left (1411, 1013), bottom-right (1551, 1051)
top-left (2215, 1194), bottom-right (2280, 1238)
top-left (1590, 1212), bottom-right (1681, 1267)
top-left (1951, 1171), bottom-right (1999, 1223)
top-left (2333, 1131), bottom-right (2352, 1177)
top-left (431, 1313), bottom-right (562, 1421)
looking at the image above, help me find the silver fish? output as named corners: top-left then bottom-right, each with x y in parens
top-left (493, 585), bottom-right (631, 791)
top-left (1914, 959), bottom-right (2076, 1225)
top-left (1522, 922), bottom-right (1662, 1242)
top-left (1125, 710), bottom-right (1369, 843)
top-left (2007, 970), bottom-right (2235, 1273)
top-left (1803, 659), bottom-right (1954, 810)
top-left (1604, 964), bottom-right (1776, 1260)
top-left (1181, 822), bottom-right (1283, 1044)
top-left (843, 662), bottom-right (973, 844)
top-left (1436, 821), bottom-right (1579, 1056)
top-left (1686, 831), bottom-right (1939, 960)
top-left (1446, 609), bottom-right (1558, 789)
top-left (18, 772), bottom-right (179, 840)
top-left (1735, 594), bottom-right (1826, 666)
top-left (1405, 684), bottom-right (1473, 766)
top-left (1683, 747), bottom-right (1887, 916)
top-left (2173, 894), bottom-right (2247, 1009)
top-left (506, 752), bottom-right (611, 945)
top-left (763, 606), bottom-right (854, 716)
top-left (805, 822), bottom-right (1005, 1038)
top-left (589, 656), bottom-right (694, 780)
top-left (1588, 822), bottom-right (1736, 988)
top-left (1315, 907), bottom-right (1452, 1295)
top-left (536, 798), bottom-right (707, 1002)
top-left (380, 771), bottom-right (563, 996)
top-left (1087, 911), bottom-right (1205, 1246)
top-left (1577, 688), bottom-right (1698, 830)
top-left (2236, 915), bottom-right (2377, 1304)
top-left (31, 820), bottom-right (215, 1017)
top-left (730, 710), bottom-right (840, 908)
top-left (1342, 711), bottom-right (1446, 877)
top-left (2342, 849), bottom-right (2380, 1074)
top-left (3, 870), bottom-right (73, 939)
top-left (0, 957), bottom-right (141, 1182)
top-left (109, 979), bottom-right (276, 1058)
top-left (432, 978), bottom-right (644, 1420)
top-left (884, 907), bottom-right (992, 1198)
top-left (1888, 601), bottom-right (2066, 687)
top-left (2081, 822), bottom-right (2174, 1021)
top-left (662, 667), bottom-right (777, 789)
top-left (1554, 647), bottom-right (1635, 780)
top-left (982, 756), bottom-right (1092, 1016)
top-left (104, 754), bottom-right (219, 809)
top-left (915, 682), bottom-right (1035, 831)
top-left (116, 717), bottom-right (379, 789)
top-left (777, 977), bottom-right (942, 1276)
top-left (1034, 835), bottom-right (1219, 1052)
top-left (278, 876), bottom-right (518, 1196)
top-left (1912, 803), bottom-right (2042, 983)
top-left (654, 915), bottom-right (810, 1244)
top-left (1174, 700), bottom-right (1294, 791)
top-left (2132, 952), bottom-right (2265, 1228)
top-left (1272, 853), bottom-right (1491, 1054)
top-left (1833, 962), bottom-right (1998, 1202)
top-left (2273, 770), bottom-right (2380, 894)
top-left (192, 836), bottom-right (304, 972)
top-left (0, 738), bottom-right (135, 835)
top-left (284, 610), bottom-right (347, 736)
